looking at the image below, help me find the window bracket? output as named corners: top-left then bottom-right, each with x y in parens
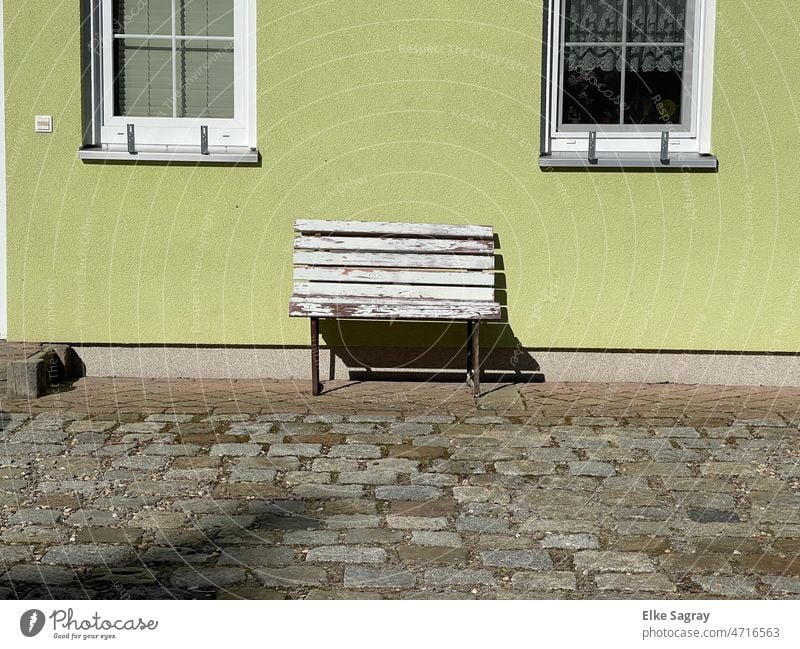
top-left (200, 126), bottom-right (209, 156)
top-left (588, 131), bottom-right (598, 165)
top-left (660, 131), bottom-right (670, 165)
top-left (126, 124), bottom-right (137, 155)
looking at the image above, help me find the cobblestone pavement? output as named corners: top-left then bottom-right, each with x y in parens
top-left (1, 377), bottom-right (799, 599)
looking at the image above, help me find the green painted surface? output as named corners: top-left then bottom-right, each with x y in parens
top-left (4, 1), bottom-right (800, 351)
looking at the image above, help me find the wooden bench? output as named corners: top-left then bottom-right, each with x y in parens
top-left (289, 219), bottom-right (501, 396)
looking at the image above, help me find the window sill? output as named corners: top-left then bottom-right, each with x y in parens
top-left (78, 146), bottom-right (260, 164)
top-left (539, 152), bottom-right (718, 171)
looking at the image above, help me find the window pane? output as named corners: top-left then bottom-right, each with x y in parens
top-left (178, 0), bottom-right (235, 37)
top-left (627, 0), bottom-right (686, 43)
top-left (113, 0), bottom-right (171, 36)
top-left (114, 38), bottom-right (173, 117)
top-left (177, 40), bottom-right (235, 118)
top-left (561, 46), bottom-right (622, 125)
top-left (564, 0), bottom-right (623, 43)
top-left (623, 46), bottom-right (684, 124)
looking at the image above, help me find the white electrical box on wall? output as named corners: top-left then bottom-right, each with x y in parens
top-left (34, 115), bottom-right (53, 133)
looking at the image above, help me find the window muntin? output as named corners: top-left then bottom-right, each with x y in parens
top-left (112, 1), bottom-right (235, 119)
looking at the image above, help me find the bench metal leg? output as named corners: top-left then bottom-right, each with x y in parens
top-left (466, 320), bottom-right (481, 397)
top-left (311, 317), bottom-right (321, 396)
top-left (471, 320), bottom-right (481, 398)
top-left (466, 320), bottom-right (473, 380)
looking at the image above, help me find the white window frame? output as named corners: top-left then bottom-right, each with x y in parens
top-left (80, 0), bottom-right (257, 162)
top-left (540, 0), bottom-right (717, 168)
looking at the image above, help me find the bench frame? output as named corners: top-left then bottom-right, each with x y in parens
top-left (290, 219), bottom-right (501, 397)
top-left (308, 315), bottom-right (483, 397)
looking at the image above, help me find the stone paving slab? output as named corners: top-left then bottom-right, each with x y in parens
top-left (1, 377), bottom-right (800, 599)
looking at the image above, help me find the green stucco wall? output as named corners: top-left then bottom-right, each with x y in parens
top-left (4, 1), bottom-right (800, 351)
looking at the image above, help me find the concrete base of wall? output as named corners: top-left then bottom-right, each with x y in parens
top-left (69, 344), bottom-right (800, 387)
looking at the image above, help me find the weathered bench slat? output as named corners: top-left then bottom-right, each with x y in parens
top-left (294, 267), bottom-right (494, 287)
top-left (293, 282), bottom-right (494, 302)
top-left (293, 251), bottom-right (494, 270)
top-left (295, 236), bottom-right (493, 254)
top-left (290, 297), bottom-right (501, 320)
top-left (295, 219), bottom-right (493, 239)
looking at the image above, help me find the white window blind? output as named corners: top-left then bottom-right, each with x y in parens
top-left (113, 0), bottom-right (235, 119)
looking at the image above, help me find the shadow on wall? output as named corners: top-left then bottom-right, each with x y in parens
top-left (319, 235), bottom-right (544, 385)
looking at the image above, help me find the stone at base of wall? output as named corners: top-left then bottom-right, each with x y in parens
top-left (68, 345), bottom-right (800, 387)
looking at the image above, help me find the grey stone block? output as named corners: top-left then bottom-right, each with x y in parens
top-left (574, 551), bottom-right (655, 573)
top-left (325, 514), bottom-right (380, 529)
top-left (389, 423), bottom-right (436, 436)
top-left (145, 414), bottom-right (194, 423)
top-left (42, 544), bottom-right (137, 566)
top-left (692, 575), bottom-right (758, 597)
top-left (761, 576), bottom-right (800, 595)
top-left (344, 566), bottom-right (416, 588)
top-left (464, 416), bottom-right (511, 425)
top-left (9, 508), bottom-right (63, 525)
top-left (595, 573), bottom-right (676, 592)
top-left (12, 428), bottom-right (69, 443)
top-left (348, 414), bottom-right (399, 423)
top-left (2, 564), bottom-right (77, 585)
top-left (540, 534), bottom-right (600, 550)
top-left (0, 545), bottom-right (35, 564)
top-left (405, 416), bottom-right (455, 424)
top-left (255, 566), bottom-right (328, 587)
top-left (6, 350), bottom-right (50, 400)
top-left (368, 458), bottom-right (420, 473)
top-left (375, 486), bottom-right (442, 501)
top-left (117, 422), bottom-right (167, 434)
top-left (171, 567), bottom-right (247, 589)
top-left (305, 546), bottom-right (387, 564)
top-left (570, 461), bottom-right (616, 477)
top-left (210, 443), bottom-right (262, 456)
top-left (64, 510), bottom-right (120, 527)
top-left (141, 443), bottom-right (202, 456)
top-left (411, 531), bottom-right (463, 547)
top-left (219, 546), bottom-right (295, 567)
top-left (387, 515), bottom-right (448, 530)
top-left (267, 443), bottom-right (322, 457)
top-left (111, 456), bottom-right (169, 471)
top-left (229, 467), bottom-right (277, 482)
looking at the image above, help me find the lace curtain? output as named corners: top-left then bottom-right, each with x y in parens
top-left (564, 0), bottom-right (686, 73)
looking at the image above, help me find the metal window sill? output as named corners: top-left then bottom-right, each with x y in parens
top-left (539, 152), bottom-right (718, 171)
top-left (78, 146), bottom-right (260, 164)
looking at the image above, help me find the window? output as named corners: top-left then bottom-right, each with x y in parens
top-left (80, 0), bottom-right (257, 162)
top-left (540, 0), bottom-right (717, 168)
